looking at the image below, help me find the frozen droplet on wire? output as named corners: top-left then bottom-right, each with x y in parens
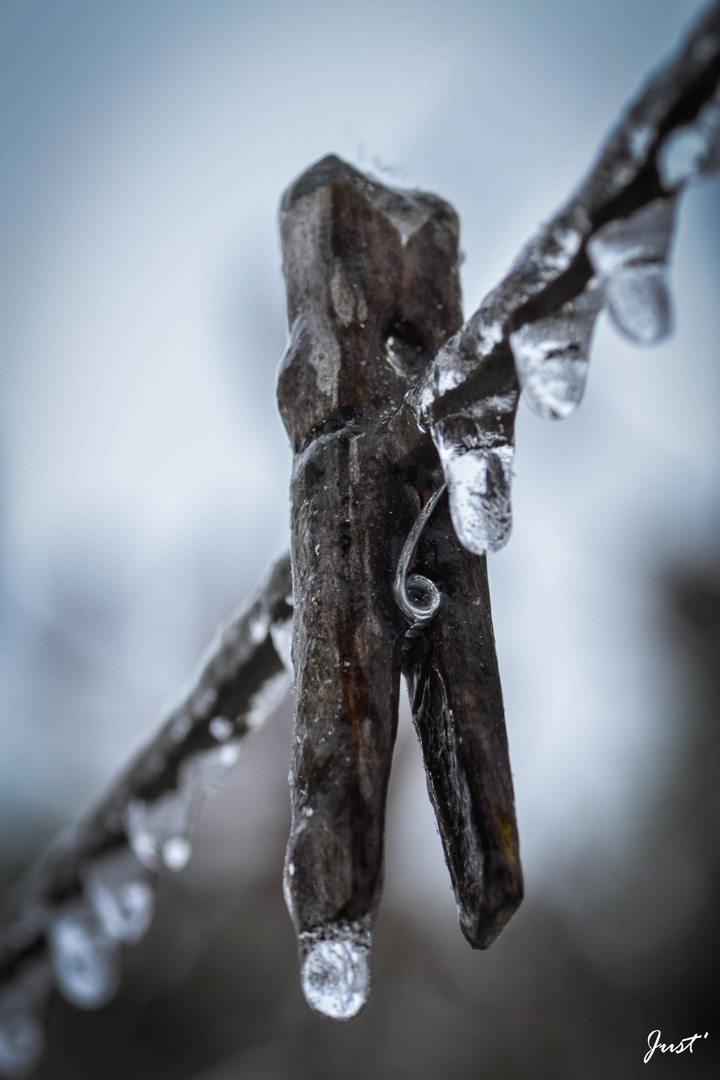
top-left (658, 86), bottom-right (720, 188)
top-left (0, 1014), bottom-right (44, 1079)
top-left (83, 848), bottom-right (154, 945)
top-left (510, 278), bottom-right (605, 420)
top-left (49, 904), bottom-right (120, 1009)
top-left (437, 441), bottom-right (514, 555)
top-left (180, 740), bottom-right (242, 791)
top-left (587, 197), bottom-right (675, 344)
top-left (125, 790), bottom-right (194, 872)
top-left (607, 264), bottom-right (671, 343)
top-left (0, 960), bottom-right (51, 1079)
top-left (299, 923), bottom-right (371, 1020)
top-left (270, 615), bottom-right (293, 671)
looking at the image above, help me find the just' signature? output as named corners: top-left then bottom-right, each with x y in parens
top-left (644, 1029), bottom-right (709, 1063)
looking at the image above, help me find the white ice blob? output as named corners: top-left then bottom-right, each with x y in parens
top-left (48, 904), bottom-right (120, 1009)
top-left (299, 924), bottom-right (371, 1021)
top-left (658, 87), bottom-right (720, 188)
top-left (83, 848), bottom-right (154, 945)
top-left (125, 790), bottom-right (195, 872)
top-left (270, 616), bottom-right (293, 672)
top-left (208, 715), bottom-right (234, 742)
top-left (180, 740), bottom-right (242, 790)
top-left (0, 1014), bottom-right (44, 1079)
top-left (587, 198), bottom-right (675, 344)
top-left (438, 442), bottom-right (514, 555)
top-left (245, 669), bottom-right (292, 730)
top-left (510, 279), bottom-right (605, 421)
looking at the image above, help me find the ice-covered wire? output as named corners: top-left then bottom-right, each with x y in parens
top-left (0, 554), bottom-right (292, 1077)
top-left (410, 0), bottom-right (720, 558)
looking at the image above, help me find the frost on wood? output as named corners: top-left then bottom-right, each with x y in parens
top-left (412, 0), bottom-right (720, 555)
top-left (0, 554), bottom-right (292, 1071)
top-left (277, 155), bottom-right (521, 1016)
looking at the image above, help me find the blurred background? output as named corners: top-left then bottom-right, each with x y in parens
top-left (1, 0), bottom-right (719, 1076)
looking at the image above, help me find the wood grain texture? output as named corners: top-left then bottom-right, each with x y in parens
top-left (277, 155), bottom-right (522, 962)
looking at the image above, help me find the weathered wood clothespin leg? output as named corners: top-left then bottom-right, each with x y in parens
top-left (277, 156), bottom-right (522, 1020)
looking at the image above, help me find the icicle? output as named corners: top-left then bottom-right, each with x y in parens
top-left (0, 1015), bottom-right (44, 1080)
top-left (48, 903), bottom-right (120, 1009)
top-left (125, 790), bottom-right (195, 872)
top-left (245, 669), bottom-right (292, 730)
top-left (510, 278), bottom-right (605, 420)
top-left (436, 436), bottom-right (514, 555)
top-left (83, 848), bottom-right (154, 945)
top-left (126, 734), bottom-right (245, 872)
top-left (0, 961), bottom-right (51, 1080)
top-left (587, 198), bottom-right (676, 344)
top-left (270, 613), bottom-right (293, 672)
top-left (658, 84), bottom-right (720, 189)
top-left (298, 921), bottom-right (372, 1021)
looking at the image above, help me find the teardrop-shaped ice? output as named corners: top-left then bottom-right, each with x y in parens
top-left (83, 849), bottom-right (154, 945)
top-left (0, 1014), bottom-right (44, 1079)
top-left (180, 740), bottom-right (242, 791)
top-left (606, 264), bottom-right (672, 343)
top-left (510, 278), bottom-right (605, 420)
top-left (245, 669), bottom-right (292, 730)
top-left (587, 198), bottom-right (675, 344)
top-left (299, 923), bottom-right (371, 1021)
top-left (437, 442), bottom-right (514, 555)
top-left (270, 615), bottom-right (293, 671)
top-left (48, 904), bottom-right (121, 1009)
top-left (658, 87), bottom-right (720, 188)
top-left (125, 791), bottom-right (194, 872)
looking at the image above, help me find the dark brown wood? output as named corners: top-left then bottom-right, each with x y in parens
top-left (277, 156), bottom-right (522, 1006)
top-left (402, 494), bottom-right (523, 948)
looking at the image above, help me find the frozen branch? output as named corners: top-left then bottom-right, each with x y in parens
top-left (412, 0), bottom-right (720, 555)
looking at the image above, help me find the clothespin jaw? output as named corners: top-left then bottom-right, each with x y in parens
top-left (276, 156), bottom-right (522, 1019)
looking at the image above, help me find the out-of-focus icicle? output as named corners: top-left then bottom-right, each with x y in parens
top-left (659, 83), bottom-right (720, 187)
top-left (510, 278), bottom-right (605, 419)
top-left (587, 198), bottom-right (676, 344)
top-left (0, 554), bottom-right (293, 1070)
top-left (83, 848), bottom-right (154, 945)
top-left (0, 961), bottom-right (51, 1079)
top-left (48, 903), bottom-right (121, 1009)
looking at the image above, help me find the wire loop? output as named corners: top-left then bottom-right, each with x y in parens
top-left (394, 482), bottom-right (446, 625)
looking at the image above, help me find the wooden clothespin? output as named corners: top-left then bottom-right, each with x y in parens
top-left (276, 156), bottom-right (523, 1019)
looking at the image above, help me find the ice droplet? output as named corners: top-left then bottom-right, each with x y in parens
top-left (270, 616), bottom-right (293, 671)
top-left (606, 264), bottom-right (671, 343)
top-left (125, 790), bottom-right (195, 872)
top-left (83, 849), bottom-right (154, 945)
top-left (180, 741), bottom-right (241, 790)
top-left (437, 442), bottom-right (514, 555)
top-left (247, 609), bottom-right (270, 645)
top-left (658, 87), bottom-right (720, 188)
top-left (161, 837), bottom-right (191, 870)
top-left (510, 279), bottom-right (604, 420)
top-left (587, 198), bottom-right (675, 344)
top-left (49, 904), bottom-right (120, 1009)
top-left (299, 924), bottom-right (371, 1020)
top-left (209, 715), bottom-right (234, 742)
top-left (246, 669), bottom-right (292, 729)
top-left (0, 1014), bottom-right (44, 1079)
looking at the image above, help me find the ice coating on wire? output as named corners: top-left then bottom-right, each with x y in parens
top-left (0, 555), bottom-right (293, 1068)
top-left (412, 4), bottom-right (720, 556)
